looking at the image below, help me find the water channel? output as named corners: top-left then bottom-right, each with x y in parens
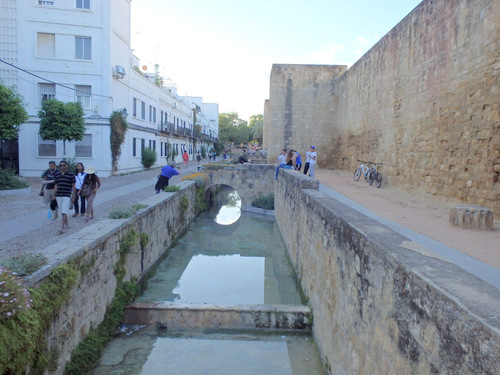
top-left (92, 189), bottom-right (325, 374)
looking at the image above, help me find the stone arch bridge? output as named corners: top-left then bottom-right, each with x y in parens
top-left (203, 164), bottom-right (274, 208)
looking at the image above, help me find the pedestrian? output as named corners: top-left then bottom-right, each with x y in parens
top-left (155, 161), bottom-right (181, 194)
top-left (79, 166), bottom-right (101, 222)
top-left (196, 151), bottom-right (201, 165)
top-left (182, 150), bottom-right (189, 167)
top-left (286, 150), bottom-right (294, 166)
top-left (303, 146), bottom-right (317, 178)
top-left (293, 149), bottom-right (302, 171)
top-left (274, 149), bottom-right (287, 180)
top-left (40, 161), bottom-right (58, 205)
top-left (72, 162), bottom-right (86, 217)
top-left (53, 160), bottom-right (75, 234)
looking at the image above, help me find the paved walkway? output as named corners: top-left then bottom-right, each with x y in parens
top-left (1, 163), bottom-right (498, 289)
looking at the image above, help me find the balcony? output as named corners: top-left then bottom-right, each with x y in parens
top-left (38, 0), bottom-right (54, 5)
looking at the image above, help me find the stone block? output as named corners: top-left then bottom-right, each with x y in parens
top-left (449, 204), bottom-right (494, 229)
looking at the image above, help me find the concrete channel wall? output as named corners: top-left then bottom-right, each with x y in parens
top-left (275, 169), bottom-right (500, 374)
top-left (27, 181), bottom-right (199, 374)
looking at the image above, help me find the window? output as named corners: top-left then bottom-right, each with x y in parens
top-left (133, 98), bottom-right (137, 117)
top-left (76, 0), bottom-right (90, 9)
top-left (132, 137), bottom-right (137, 157)
top-left (152, 140), bottom-right (156, 151)
top-left (75, 134), bottom-right (92, 157)
top-left (152, 107), bottom-right (156, 123)
top-left (37, 33), bottom-right (55, 58)
top-left (141, 101), bottom-right (145, 120)
top-left (38, 135), bottom-right (56, 156)
top-left (39, 83), bottom-right (55, 105)
top-left (141, 139), bottom-right (145, 155)
top-left (75, 36), bottom-right (91, 60)
top-left (160, 111), bottom-right (164, 125)
top-left (75, 85), bottom-right (91, 108)
top-left (160, 142), bottom-right (163, 156)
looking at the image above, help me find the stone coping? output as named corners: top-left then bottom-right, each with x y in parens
top-left (123, 302), bottom-right (312, 330)
top-left (0, 187), bottom-right (31, 196)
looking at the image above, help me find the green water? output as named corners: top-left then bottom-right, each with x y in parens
top-left (137, 211), bottom-right (304, 305)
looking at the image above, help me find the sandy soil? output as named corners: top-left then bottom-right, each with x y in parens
top-left (315, 168), bottom-right (500, 269)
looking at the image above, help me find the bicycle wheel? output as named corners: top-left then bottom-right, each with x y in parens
top-left (353, 168), bottom-right (361, 181)
top-left (376, 173), bottom-right (383, 188)
top-left (367, 170), bottom-right (375, 185)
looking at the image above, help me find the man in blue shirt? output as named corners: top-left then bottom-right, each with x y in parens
top-left (155, 161), bottom-right (181, 194)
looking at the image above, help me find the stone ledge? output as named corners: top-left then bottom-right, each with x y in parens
top-left (450, 204), bottom-right (494, 229)
top-left (123, 302), bottom-right (312, 330)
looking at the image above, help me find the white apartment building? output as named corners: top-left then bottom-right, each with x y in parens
top-left (0, 0), bottom-right (218, 177)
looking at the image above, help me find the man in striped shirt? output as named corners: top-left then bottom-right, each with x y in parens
top-left (53, 161), bottom-right (76, 234)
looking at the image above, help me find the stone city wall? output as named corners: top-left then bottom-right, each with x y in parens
top-left (26, 181), bottom-right (199, 374)
top-left (266, 0), bottom-right (500, 213)
top-left (275, 169), bottom-right (500, 374)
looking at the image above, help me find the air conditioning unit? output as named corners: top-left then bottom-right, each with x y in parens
top-left (113, 65), bottom-right (126, 79)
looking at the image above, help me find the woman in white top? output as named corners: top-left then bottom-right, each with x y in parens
top-left (73, 163), bottom-right (87, 217)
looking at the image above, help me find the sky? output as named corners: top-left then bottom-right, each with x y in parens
top-left (131, 0), bottom-right (422, 121)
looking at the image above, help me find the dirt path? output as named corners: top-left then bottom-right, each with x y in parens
top-left (315, 169), bottom-right (500, 269)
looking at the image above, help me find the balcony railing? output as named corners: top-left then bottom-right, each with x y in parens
top-left (38, 0), bottom-right (54, 5)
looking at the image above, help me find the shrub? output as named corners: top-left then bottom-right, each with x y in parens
top-left (0, 267), bottom-right (32, 319)
top-left (252, 193), bottom-right (274, 210)
top-left (141, 148), bottom-right (157, 169)
top-left (0, 253), bottom-right (47, 276)
top-left (0, 169), bottom-right (29, 190)
top-left (108, 204), bottom-right (148, 219)
top-left (181, 172), bottom-right (208, 187)
top-left (163, 185), bottom-right (180, 192)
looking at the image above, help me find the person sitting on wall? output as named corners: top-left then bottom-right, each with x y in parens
top-left (238, 154), bottom-right (248, 164)
top-left (155, 161), bottom-right (181, 194)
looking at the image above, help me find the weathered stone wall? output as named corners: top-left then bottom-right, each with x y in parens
top-left (274, 169), bottom-right (500, 374)
top-left (204, 164), bottom-right (274, 208)
top-left (27, 181), bottom-right (199, 374)
top-left (266, 0), bottom-right (500, 213)
top-left (266, 64), bottom-right (347, 164)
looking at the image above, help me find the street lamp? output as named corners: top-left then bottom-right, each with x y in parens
top-left (120, 108), bottom-right (128, 119)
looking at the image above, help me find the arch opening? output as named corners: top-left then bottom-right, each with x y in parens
top-left (207, 184), bottom-right (242, 226)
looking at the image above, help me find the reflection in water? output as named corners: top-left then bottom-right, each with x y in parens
top-left (215, 190), bottom-right (241, 225)
top-left (137, 212), bottom-right (304, 306)
top-left (173, 254), bottom-right (264, 304)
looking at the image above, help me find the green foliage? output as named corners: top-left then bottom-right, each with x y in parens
top-left (0, 83), bottom-right (28, 140)
top-left (0, 168), bottom-right (29, 190)
top-left (63, 282), bottom-right (138, 375)
top-left (163, 185), bottom-right (180, 192)
top-left (108, 204), bottom-right (148, 219)
top-left (110, 111), bottom-right (129, 173)
top-left (141, 147), bottom-right (157, 169)
top-left (213, 139), bottom-right (225, 154)
top-left (0, 263), bottom-right (78, 374)
top-left (113, 230), bottom-right (138, 282)
top-left (252, 193), bottom-right (275, 210)
top-left (218, 112), bottom-right (250, 144)
top-left (195, 186), bottom-right (208, 214)
top-left (0, 267), bottom-right (31, 319)
top-left (249, 114), bottom-right (263, 143)
top-left (0, 253), bottom-right (47, 276)
top-left (139, 232), bottom-right (150, 249)
top-left (201, 145), bottom-right (207, 158)
top-left (38, 99), bottom-right (85, 143)
top-left (180, 194), bottom-right (189, 219)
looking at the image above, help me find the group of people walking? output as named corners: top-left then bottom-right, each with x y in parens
top-left (275, 146), bottom-right (317, 180)
top-left (41, 161), bottom-right (101, 234)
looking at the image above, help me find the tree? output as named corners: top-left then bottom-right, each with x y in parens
top-left (38, 99), bottom-right (85, 159)
top-left (0, 83), bottom-right (28, 140)
top-left (218, 112), bottom-right (250, 145)
top-left (110, 111), bottom-right (129, 173)
top-left (249, 114), bottom-right (263, 143)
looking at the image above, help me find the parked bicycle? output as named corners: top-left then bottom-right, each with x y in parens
top-left (368, 163), bottom-right (383, 188)
top-left (353, 160), bottom-right (372, 183)
top-left (353, 160), bottom-right (383, 188)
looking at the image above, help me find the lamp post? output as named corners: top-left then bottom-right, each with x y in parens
top-left (120, 108), bottom-right (128, 120)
